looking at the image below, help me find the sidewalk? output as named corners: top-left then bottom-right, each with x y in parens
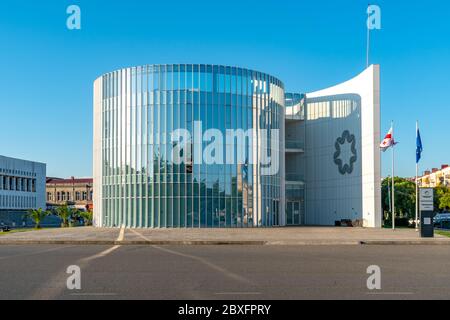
top-left (1, 227), bottom-right (450, 245)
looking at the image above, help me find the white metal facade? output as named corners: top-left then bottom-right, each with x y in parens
top-left (304, 65), bottom-right (381, 227)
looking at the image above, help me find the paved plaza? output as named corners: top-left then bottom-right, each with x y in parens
top-left (1, 227), bottom-right (449, 245)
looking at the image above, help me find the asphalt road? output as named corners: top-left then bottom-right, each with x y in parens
top-left (1, 245), bottom-right (450, 300)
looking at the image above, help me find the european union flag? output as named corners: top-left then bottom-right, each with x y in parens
top-left (416, 129), bottom-right (423, 164)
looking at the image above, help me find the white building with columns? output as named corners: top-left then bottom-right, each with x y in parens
top-left (0, 155), bottom-right (46, 226)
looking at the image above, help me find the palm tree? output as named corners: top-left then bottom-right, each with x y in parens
top-left (70, 208), bottom-right (81, 227)
top-left (55, 205), bottom-right (77, 228)
top-left (26, 208), bottom-right (50, 230)
top-left (80, 211), bottom-right (93, 226)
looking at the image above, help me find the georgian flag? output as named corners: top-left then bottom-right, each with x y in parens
top-left (380, 127), bottom-right (396, 152)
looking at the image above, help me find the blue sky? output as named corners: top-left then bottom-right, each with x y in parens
top-left (0, 0), bottom-right (449, 178)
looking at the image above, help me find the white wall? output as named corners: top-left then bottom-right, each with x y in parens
top-left (0, 155), bottom-right (46, 211)
top-left (305, 65), bottom-right (381, 228)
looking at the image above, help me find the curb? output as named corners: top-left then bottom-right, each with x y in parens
top-left (1, 239), bottom-right (450, 246)
top-left (0, 240), bottom-right (116, 246)
top-left (0, 240), bottom-right (268, 246)
top-left (360, 240), bottom-right (450, 245)
top-left (266, 241), bottom-right (361, 246)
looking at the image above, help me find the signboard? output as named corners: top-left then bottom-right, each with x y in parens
top-left (420, 188), bottom-right (434, 212)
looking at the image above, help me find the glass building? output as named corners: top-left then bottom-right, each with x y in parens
top-left (284, 93), bottom-right (306, 226)
top-left (94, 64), bottom-right (285, 228)
top-left (94, 64), bottom-right (382, 229)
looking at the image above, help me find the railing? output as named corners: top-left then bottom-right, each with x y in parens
top-left (285, 104), bottom-right (305, 120)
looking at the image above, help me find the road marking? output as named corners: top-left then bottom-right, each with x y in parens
top-left (29, 245), bottom-right (122, 300)
top-left (80, 245), bottom-right (121, 263)
top-left (129, 229), bottom-right (151, 241)
top-left (130, 229), bottom-right (252, 285)
top-left (116, 227), bottom-right (125, 242)
top-left (153, 246), bottom-right (252, 284)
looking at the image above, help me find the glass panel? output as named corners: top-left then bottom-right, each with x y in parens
top-left (97, 65), bottom-right (283, 229)
top-left (286, 202), bottom-right (293, 225)
top-left (294, 202), bottom-right (300, 225)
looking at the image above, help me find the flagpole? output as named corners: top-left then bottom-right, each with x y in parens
top-left (392, 121), bottom-right (396, 231)
top-left (366, 4), bottom-right (370, 68)
top-left (415, 121), bottom-right (419, 231)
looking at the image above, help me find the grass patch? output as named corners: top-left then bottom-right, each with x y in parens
top-left (436, 230), bottom-right (450, 238)
top-left (0, 228), bottom-right (39, 236)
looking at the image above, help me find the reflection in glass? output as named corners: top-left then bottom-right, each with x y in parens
top-left (98, 65), bottom-right (284, 228)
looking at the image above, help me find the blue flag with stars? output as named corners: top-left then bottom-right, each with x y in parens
top-left (416, 128), bottom-right (423, 164)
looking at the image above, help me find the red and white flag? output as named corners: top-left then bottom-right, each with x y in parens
top-left (380, 127), bottom-right (396, 152)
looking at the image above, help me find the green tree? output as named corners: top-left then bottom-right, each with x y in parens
top-left (381, 177), bottom-right (416, 220)
top-left (395, 179), bottom-right (416, 218)
top-left (439, 192), bottom-right (450, 211)
top-left (25, 208), bottom-right (50, 229)
top-left (434, 186), bottom-right (450, 212)
top-left (55, 205), bottom-right (79, 228)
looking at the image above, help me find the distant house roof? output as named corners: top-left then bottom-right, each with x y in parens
top-left (46, 178), bottom-right (93, 185)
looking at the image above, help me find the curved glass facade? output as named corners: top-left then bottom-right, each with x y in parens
top-left (94, 64), bottom-right (285, 228)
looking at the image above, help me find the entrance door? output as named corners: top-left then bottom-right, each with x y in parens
top-left (293, 201), bottom-right (300, 225)
top-left (286, 201), bottom-right (303, 226)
